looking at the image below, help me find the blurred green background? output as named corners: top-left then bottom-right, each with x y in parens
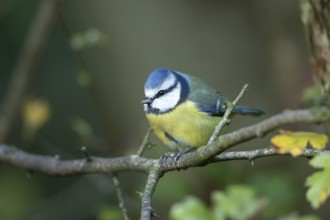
top-left (0, 0), bottom-right (327, 219)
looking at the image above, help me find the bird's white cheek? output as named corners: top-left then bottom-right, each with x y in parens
top-left (151, 85), bottom-right (181, 112)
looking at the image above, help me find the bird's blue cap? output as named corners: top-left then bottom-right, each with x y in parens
top-left (145, 68), bottom-right (173, 89)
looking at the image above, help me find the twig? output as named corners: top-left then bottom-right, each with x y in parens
top-left (209, 147), bottom-right (330, 163)
top-left (140, 170), bottom-right (162, 220)
top-left (112, 173), bottom-right (130, 220)
top-left (81, 146), bottom-right (92, 162)
top-left (208, 84), bottom-right (249, 144)
top-left (0, 0), bottom-right (59, 142)
top-left (136, 128), bottom-right (152, 156)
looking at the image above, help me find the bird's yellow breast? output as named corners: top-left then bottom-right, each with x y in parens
top-left (146, 101), bottom-right (221, 149)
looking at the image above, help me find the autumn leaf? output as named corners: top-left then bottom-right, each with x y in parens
top-left (306, 154), bottom-right (330, 209)
top-left (270, 130), bottom-right (328, 157)
top-left (22, 97), bottom-right (51, 142)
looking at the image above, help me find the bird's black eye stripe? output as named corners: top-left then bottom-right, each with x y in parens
top-left (157, 90), bottom-right (165, 96)
top-left (155, 81), bottom-right (178, 98)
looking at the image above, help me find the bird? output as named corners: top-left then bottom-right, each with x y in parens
top-left (142, 68), bottom-right (264, 167)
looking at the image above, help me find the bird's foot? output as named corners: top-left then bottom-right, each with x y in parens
top-left (160, 147), bottom-right (194, 169)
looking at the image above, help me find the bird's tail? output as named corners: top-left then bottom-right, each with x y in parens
top-left (233, 105), bottom-right (264, 116)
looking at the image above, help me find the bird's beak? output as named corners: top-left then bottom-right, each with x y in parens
top-left (141, 97), bottom-right (152, 105)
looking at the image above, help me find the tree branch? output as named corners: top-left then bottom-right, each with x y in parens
top-left (140, 169), bottom-right (162, 220)
top-left (0, 144), bottom-right (157, 175)
top-left (0, 107), bottom-right (329, 175)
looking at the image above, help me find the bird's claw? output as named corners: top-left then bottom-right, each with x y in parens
top-left (160, 152), bottom-right (175, 169)
top-left (160, 147), bottom-right (194, 169)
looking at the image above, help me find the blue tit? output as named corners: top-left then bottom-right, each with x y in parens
top-left (142, 68), bottom-right (263, 164)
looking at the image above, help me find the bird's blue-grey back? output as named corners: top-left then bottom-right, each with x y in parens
top-left (177, 71), bottom-right (264, 117)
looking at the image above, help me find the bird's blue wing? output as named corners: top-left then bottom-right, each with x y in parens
top-left (183, 74), bottom-right (228, 116)
top-left (232, 105), bottom-right (264, 116)
top-left (195, 95), bottom-right (228, 116)
top-left (177, 72), bottom-right (264, 117)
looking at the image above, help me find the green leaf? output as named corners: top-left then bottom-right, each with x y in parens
top-left (170, 185), bottom-right (320, 219)
top-left (212, 185), bottom-right (259, 220)
top-left (306, 169), bottom-right (330, 209)
top-left (309, 154), bottom-right (330, 168)
top-left (306, 154), bottom-right (330, 209)
top-left (169, 196), bottom-right (212, 220)
top-left (170, 185), bottom-right (262, 220)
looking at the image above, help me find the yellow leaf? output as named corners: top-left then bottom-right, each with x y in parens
top-left (270, 130), bottom-right (328, 157)
top-left (22, 97), bottom-right (51, 141)
top-left (310, 134), bottom-right (328, 149)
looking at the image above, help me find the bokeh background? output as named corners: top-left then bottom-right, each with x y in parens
top-left (0, 0), bottom-right (326, 219)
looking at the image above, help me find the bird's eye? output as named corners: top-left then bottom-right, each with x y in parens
top-left (157, 90), bottom-right (165, 96)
